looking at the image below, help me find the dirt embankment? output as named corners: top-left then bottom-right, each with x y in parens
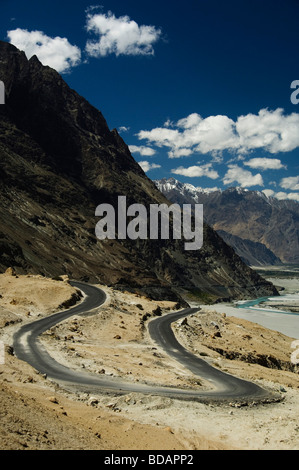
top-left (173, 310), bottom-right (299, 388)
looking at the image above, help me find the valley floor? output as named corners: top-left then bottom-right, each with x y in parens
top-left (0, 270), bottom-right (298, 450)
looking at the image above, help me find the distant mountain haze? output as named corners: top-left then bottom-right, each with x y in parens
top-left (0, 41), bottom-right (278, 302)
top-left (155, 178), bottom-right (299, 266)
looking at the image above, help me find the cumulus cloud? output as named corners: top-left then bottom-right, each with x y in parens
top-left (275, 191), bottom-right (299, 202)
top-left (7, 28), bottom-right (81, 73)
top-left (280, 176), bottom-right (299, 191)
top-left (227, 154), bottom-right (245, 164)
top-left (244, 157), bottom-right (286, 170)
top-left (129, 145), bottom-right (156, 156)
top-left (168, 148), bottom-right (194, 158)
top-left (197, 186), bottom-right (220, 193)
top-left (138, 161), bottom-right (161, 172)
top-left (85, 10), bottom-right (162, 57)
top-left (138, 114), bottom-right (238, 157)
top-left (236, 108), bottom-right (299, 154)
top-left (137, 108), bottom-right (299, 158)
top-left (118, 126), bottom-right (130, 133)
top-left (223, 165), bottom-right (264, 188)
top-left (262, 189), bottom-right (299, 201)
top-left (262, 189), bottom-right (275, 197)
top-left (138, 127), bottom-right (180, 151)
top-left (171, 164), bottom-right (219, 179)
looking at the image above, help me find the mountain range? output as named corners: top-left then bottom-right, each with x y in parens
top-left (155, 178), bottom-right (299, 267)
top-left (0, 41), bottom-right (278, 303)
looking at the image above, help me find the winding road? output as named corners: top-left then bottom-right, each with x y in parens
top-left (13, 281), bottom-right (279, 403)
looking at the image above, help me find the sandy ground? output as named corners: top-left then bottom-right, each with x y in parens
top-left (0, 268), bottom-right (299, 450)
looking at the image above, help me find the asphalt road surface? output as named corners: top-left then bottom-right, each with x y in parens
top-left (13, 281), bottom-right (278, 403)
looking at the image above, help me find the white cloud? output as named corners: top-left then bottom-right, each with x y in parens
top-left (280, 176), bottom-right (299, 191)
top-left (168, 148), bottom-right (193, 158)
top-left (85, 10), bottom-right (162, 57)
top-left (139, 114), bottom-right (238, 156)
top-left (223, 165), bottom-right (264, 188)
top-left (7, 28), bottom-right (81, 73)
top-left (130, 145), bottom-right (156, 156)
top-left (164, 118), bottom-right (175, 128)
top-left (262, 189), bottom-right (275, 197)
top-left (210, 154), bottom-right (224, 164)
top-left (171, 164), bottom-right (219, 179)
top-left (262, 189), bottom-right (299, 201)
top-left (118, 126), bottom-right (130, 133)
top-left (275, 191), bottom-right (299, 202)
top-left (236, 108), bottom-right (299, 154)
top-left (138, 161), bottom-right (161, 172)
top-left (177, 113), bottom-right (202, 129)
top-left (244, 157), bottom-right (286, 170)
top-left (197, 186), bottom-right (220, 193)
top-left (138, 127), bottom-right (180, 149)
top-left (227, 154), bottom-right (245, 163)
top-left (137, 108), bottom-right (299, 158)
top-left (285, 193), bottom-right (299, 201)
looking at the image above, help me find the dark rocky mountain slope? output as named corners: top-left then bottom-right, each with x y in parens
top-left (0, 41), bottom-right (277, 301)
top-left (156, 178), bottom-right (298, 266)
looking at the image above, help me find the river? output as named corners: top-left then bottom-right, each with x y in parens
top-left (200, 268), bottom-right (299, 339)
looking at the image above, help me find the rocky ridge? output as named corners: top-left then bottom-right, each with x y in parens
top-left (155, 178), bottom-right (299, 266)
top-left (0, 41), bottom-right (277, 301)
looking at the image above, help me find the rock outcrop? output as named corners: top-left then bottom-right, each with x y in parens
top-left (156, 178), bottom-right (299, 265)
top-left (0, 41), bottom-right (278, 301)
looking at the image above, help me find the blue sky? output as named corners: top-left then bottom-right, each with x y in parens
top-left (1, 0), bottom-right (299, 199)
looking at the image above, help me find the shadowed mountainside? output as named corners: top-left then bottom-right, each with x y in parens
top-left (0, 41), bottom-right (278, 302)
top-left (156, 178), bottom-right (299, 266)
